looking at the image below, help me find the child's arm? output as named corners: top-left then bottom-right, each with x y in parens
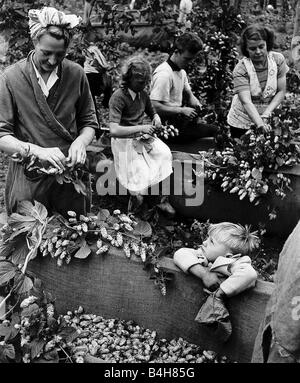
top-left (145, 94), bottom-right (162, 129)
top-left (190, 265), bottom-right (222, 290)
top-left (174, 248), bottom-right (221, 290)
top-left (109, 122), bottom-right (155, 138)
top-left (216, 258), bottom-right (258, 298)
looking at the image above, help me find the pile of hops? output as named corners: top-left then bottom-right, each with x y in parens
top-left (65, 306), bottom-right (231, 363)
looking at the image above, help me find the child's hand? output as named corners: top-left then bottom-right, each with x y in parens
top-left (152, 114), bottom-right (162, 129)
top-left (202, 271), bottom-right (221, 291)
top-left (181, 107), bottom-right (198, 120)
top-left (214, 287), bottom-right (226, 299)
top-left (141, 125), bottom-right (156, 135)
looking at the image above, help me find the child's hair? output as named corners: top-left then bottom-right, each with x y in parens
top-left (121, 56), bottom-right (151, 88)
top-left (208, 222), bottom-right (260, 255)
top-left (239, 24), bottom-right (275, 57)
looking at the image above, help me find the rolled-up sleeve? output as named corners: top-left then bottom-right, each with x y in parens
top-left (232, 61), bottom-right (250, 95)
top-left (276, 52), bottom-right (289, 78)
top-left (0, 73), bottom-right (16, 139)
top-left (220, 258), bottom-right (257, 297)
top-left (173, 248), bottom-right (208, 274)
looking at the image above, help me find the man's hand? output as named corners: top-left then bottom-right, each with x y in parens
top-left (66, 137), bottom-right (87, 168)
top-left (201, 270), bottom-right (221, 291)
top-left (31, 145), bottom-right (66, 172)
top-left (189, 99), bottom-right (202, 109)
top-left (181, 107), bottom-right (198, 120)
top-left (261, 122), bottom-right (272, 133)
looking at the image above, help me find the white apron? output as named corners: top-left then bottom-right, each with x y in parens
top-left (111, 135), bottom-right (173, 193)
top-left (227, 52), bottom-right (278, 129)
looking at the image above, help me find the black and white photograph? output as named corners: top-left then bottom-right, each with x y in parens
top-left (0, 0), bottom-right (299, 372)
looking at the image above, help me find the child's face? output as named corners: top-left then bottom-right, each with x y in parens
top-left (128, 74), bottom-right (149, 93)
top-left (199, 235), bottom-right (231, 262)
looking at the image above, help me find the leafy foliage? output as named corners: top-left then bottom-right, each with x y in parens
top-left (11, 151), bottom-right (89, 196)
top-left (0, 202), bottom-right (79, 364)
top-left (0, 284), bottom-right (78, 363)
top-left (187, 5), bottom-right (246, 131)
top-left (195, 103), bottom-right (300, 219)
top-left (0, 1), bottom-right (45, 66)
top-left (0, 200), bottom-right (172, 298)
top-left (0, 200), bottom-right (49, 329)
top-left (39, 208), bottom-right (173, 296)
top-left (0, 200), bottom-right (49, 272)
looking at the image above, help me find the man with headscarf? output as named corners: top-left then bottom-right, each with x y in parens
top-left (0, 7), bottom-right (98, 217)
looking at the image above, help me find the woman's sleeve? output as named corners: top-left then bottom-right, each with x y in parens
top-left (0, 74), bottom-right (16, 139)
top-left (276, 52), bottom-right (289, 78)
top-left (220, 258), bottom-right (257, 297)
top-left (232, 61), bottom-right (250, 94)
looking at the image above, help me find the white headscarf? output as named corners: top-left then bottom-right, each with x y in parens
top-left (28, 7), bottom-right (82, 39)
